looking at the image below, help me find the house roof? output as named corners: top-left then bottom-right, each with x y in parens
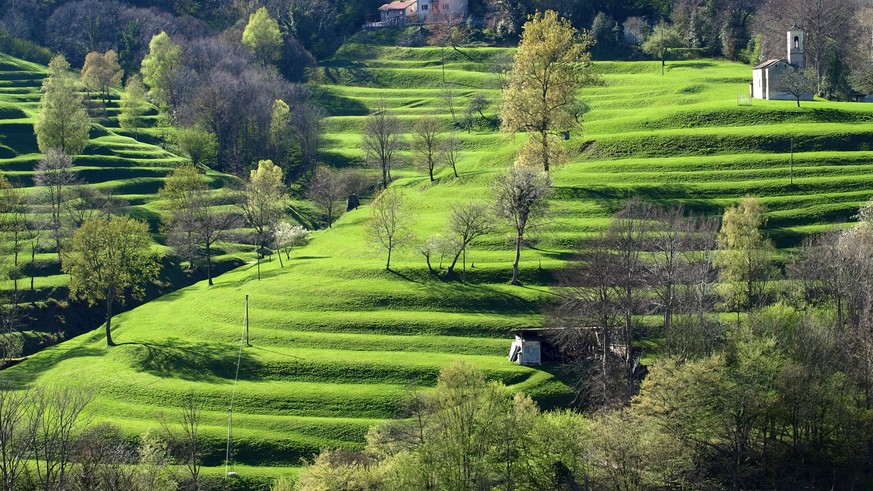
top-left (790, 23), bottom-right (802, 30)
top-left (379, 0), bottom-right (415, 10)
top-left (754, 59), bottom-right (783, 70)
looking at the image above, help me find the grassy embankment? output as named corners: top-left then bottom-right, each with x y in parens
top-left (0, 53), bottom-right (247, 350)
top-left (4, 27), bottom-right (873, 485)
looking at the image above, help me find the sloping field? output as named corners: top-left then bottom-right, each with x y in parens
top-left (4, 28), bottom-right (873, 484)
top-left (0, 53), bottom-right (244, 343)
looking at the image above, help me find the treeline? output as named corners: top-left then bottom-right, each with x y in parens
top-left (0, 384), bottom-right (267, 491)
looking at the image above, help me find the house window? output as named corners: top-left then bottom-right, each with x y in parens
top-left (422, 4), bottom-right (428, 9)
top-left (794, 36), bottom-right (799, 49)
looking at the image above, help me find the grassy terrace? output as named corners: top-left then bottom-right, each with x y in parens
top-left (0, 53), bottom-right (246, 344)
top-left (4, 27), bottom-right (873, 483)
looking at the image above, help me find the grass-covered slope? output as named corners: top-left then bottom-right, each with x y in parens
top-left (5, 28), bottom-right (873, 482)
top-left (0, 53), bottom-right (245, 346)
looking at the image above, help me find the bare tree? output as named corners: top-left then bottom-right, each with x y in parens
top-left (418, 234), bottom-right (453, 275)
top-left (442, 85), bottom-right (459, 126)
top-left (367, 188), bottom-right (415, 271)
top-left (412, 116), bottom-right (443, 182)
top-left (550, 233), bottom-right (623, 408)
top-left (30, 385), bottom-right (94, 491)
top-left (0, 386), bottom-right (32, 491)
top-left (444, 201), bottom-right (493, 280)
top-left (161, 394), bottom-right (201, 491)
top-left (363, 102), bottom-right (404, 189)
top-left (492, 165), bottom-right (551, 286)
top-left (306, 166), bottom-right (345, 229)
top-left (293, 102), bottom-right (325, 177)
top-left (608, 198), bottom-right (650, 398)
top-left (34, 149), bottom-right (77, 261)
top-left (439, 131), bottom-right (462, 178)
top-left (777, 69), bottom-right (816, 107)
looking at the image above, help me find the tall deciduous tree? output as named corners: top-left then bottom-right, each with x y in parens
top-left (363, 102), bottom-right (403, 189)
top-left (492, 165), bottom-right (551, 285)
top-left (306, 166), bottom-right (345, 229)
top-left (242, 7), bottom-right (282, 64)
top-left (642, 23), bottom-right (683, 75)
top-left (367, 188), bottom-right (414, 271)
top-left (140, 32), bottom-right (182, 111)
top-left (34, 55), bottom-right (90, 156)
top-left (34, 149), bottom-right (77, 261)
top-left (412, 116), bottom-right (442, 182)
top-left (500, 10), bottom-right (594, 172)
top-left (269, 99), bottom-right (292, 165)
top-left (161, 165), bottom-right (237, 286)
top-left (118, 75), bottom-right (146, 140)
top-left (63, 216), bottom-right (160, 347)
top-left (715, 196), bottom-right (774, 319)
top-left (80, 50), bottom-right (123, 106)
top-left (239, 160), bottom-right (285, 280)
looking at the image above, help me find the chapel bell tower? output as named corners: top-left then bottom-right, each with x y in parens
top-left (788, 24), bottom-right (805, 70)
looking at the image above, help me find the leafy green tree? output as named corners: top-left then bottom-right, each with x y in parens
top-left (642, 22), bottom-right (683, 75)
top-left (176, 127), bottom-right (217, 168)
top-left (492, 165), bottom-right (551, 285)
top-left (269, 99), bottom-right (292, 165)
top-left (80, 50), bottom-right (123, 106)
top-left (242, 7), bottom-right (282, 64)
top-left (714, 196), bottom-right (774, 318)
top-left (500, 10), bottom-right (594, 172)
top-left (367, 188), bottom-right (414, 271)
top-left (118, 75), bottom-right (146, 140)
top-left (239, 160), bottom-right (285, 280)
top-left (140, 32), bottom-right (182, 111)
top-left (34, 55), bottom-right (90, 156)
top-left (63, 216), bottom-right (160, 346)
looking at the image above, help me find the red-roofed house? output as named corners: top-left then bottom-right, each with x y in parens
top-left (378, 0), bottom-right (418, 24)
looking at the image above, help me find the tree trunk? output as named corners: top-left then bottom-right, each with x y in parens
top-left (277, 248), bottom-right (284, 268)
top-left (511, 233), bottom-right (522, 286)
top-left (206, 243), bottom-right (213, 286)
top-left (541, 131), bottom-right (550, 173)
top-left (105, 295), bottom-right (115, 347)
top-left (661, 50), bottom-right (666, 76)
top-left (382, 164), bottom-right (388, 189)
top-left (386, 244), bottom-right (392, 271)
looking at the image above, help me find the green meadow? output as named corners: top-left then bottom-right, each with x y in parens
top-left (4, 27), bottom-right (873, 483)
top-left (0, 52), bottom-right (247, 348)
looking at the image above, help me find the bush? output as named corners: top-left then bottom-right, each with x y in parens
top-left (0, 27), bottom-right (52, 65)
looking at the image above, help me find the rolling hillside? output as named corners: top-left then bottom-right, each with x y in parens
top-left (0, 53), bottom-right (246, 350)
top-left (4, 27), bottom-right (873, 486)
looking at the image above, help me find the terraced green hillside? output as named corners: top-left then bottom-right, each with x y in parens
top-left (5, 28), bottom-right (873, 485)
top-left (0, 53), bottom-right (244, 348)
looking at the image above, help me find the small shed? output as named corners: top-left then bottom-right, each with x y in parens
top-left (508, 328), bottom-right (563, 366)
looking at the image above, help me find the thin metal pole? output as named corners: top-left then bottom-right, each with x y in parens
top-left (245, 295), bottom-right (250, 347)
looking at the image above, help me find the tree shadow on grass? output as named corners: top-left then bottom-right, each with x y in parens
top-left (116, 338), bottom-right (263, 383)
top-left (1, 345), bottom-right (105, 387)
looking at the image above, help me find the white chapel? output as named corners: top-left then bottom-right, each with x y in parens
top-left (751, 25), bottom-right (812, 101)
